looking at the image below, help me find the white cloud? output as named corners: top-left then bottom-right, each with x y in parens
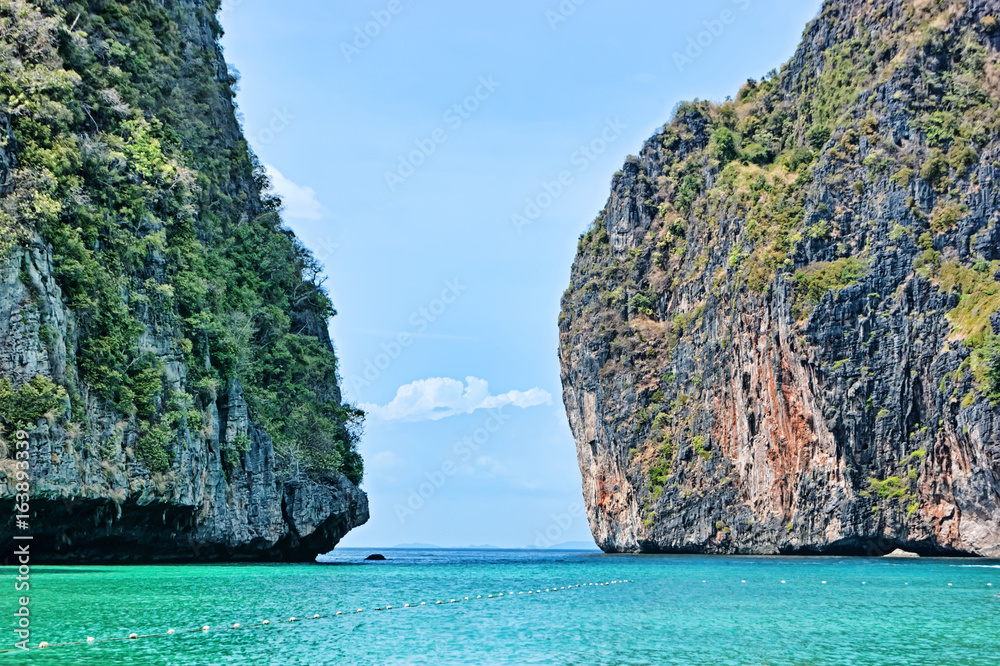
top-left (265, 164), bottom-right (326, 220)
top-left (454, 455), bottom-right (508, 478)
top-left (370, 451), bottom-right (400, 469)
top-left (360, 376), bottom-right (552, 422)
top-left (475, 455), bottom-right (508, 476)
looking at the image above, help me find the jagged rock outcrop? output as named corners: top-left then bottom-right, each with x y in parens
top-left (0, 0), bottom-right (366, 562)
top-left (561, 0), bottom-right (1000, 556)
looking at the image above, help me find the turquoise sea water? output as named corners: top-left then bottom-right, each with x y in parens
top-left (3, 549), bottom-right (999, 665)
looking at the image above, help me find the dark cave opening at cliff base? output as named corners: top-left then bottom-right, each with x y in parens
top-left (3, 487), bottom-right (363, 564)
top-left (628, 538), bottom-right (981, 558)
top-left (1, 498), bottom-right (205, 565)
top-left (778, 538), bottom-right (979, 559)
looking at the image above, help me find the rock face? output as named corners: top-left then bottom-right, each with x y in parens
top-left (884, 548), bottom-right (920, 558)
top-left (560, 0), bottom-right (1000, 557)
top-left (0, 0), bottom-right (366, 562)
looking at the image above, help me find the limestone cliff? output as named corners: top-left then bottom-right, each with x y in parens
top-left (0, 0), bottom-right (367, 562)
top-left (561, 0), bottom-right (1000, 556)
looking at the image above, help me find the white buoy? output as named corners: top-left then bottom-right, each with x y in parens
top-left (39, 641), bottom-right (50, 648)
top-left (128, 633), bottom-right (138, 640)
top-left (336, 611), bottom-right (342, 615)
top-left (86, 637), bottom-right (95, 643)
top-left (314, 614), bottom-right (321, 618)
top-left (403, 604), bottom-right (409, 608)
top-left (201, 626), bottom-right (210, 632)
top-left (289, 617), bottom-right (296, 622)
top-left (476, 595), bottom-right (481, 599)
top-left (451, 599), bottom-right (457, 603)
top-left (420, 602), bottom-right (426, 606)
top-left (488, 594), bottom-right (493, 598)
top-left (822, 581), bottom-right (827, 585)
top-left (357, 609), bottom-right (363, 613)
top-left (233, 623), bottom-right (241, 629)
top-left (262, 620), bottom-right (270, 625)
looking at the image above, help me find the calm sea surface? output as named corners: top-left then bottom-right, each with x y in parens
top-left (2, 549), bottom-right (998, 665)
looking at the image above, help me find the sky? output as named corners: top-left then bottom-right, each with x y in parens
top-left (218, 0), bottom-right (824, 549)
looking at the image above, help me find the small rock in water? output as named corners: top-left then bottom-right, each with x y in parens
top-left (884, 549), bottom-right (919, 559)
top-left (365, 553), bottom-right (387, 561)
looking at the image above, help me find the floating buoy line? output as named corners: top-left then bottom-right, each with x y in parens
top-left (6, 576), bottom-right (997, 655)
top-left (1, 579), bottom-right (633, 654)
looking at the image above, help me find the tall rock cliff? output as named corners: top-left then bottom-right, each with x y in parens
top-left (0, 0), bottom-right (367, 562)
top-left (561, 0), bottom-right (1000, 556)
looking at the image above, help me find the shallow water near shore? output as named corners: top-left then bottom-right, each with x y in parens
top-left (3, 549), bottom-right (999, 665)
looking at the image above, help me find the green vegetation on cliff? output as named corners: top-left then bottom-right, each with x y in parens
top-left (0, 375), bottom-right (66, 432)
top-left (0, 1), bottom-right (361, 482)
top-left (793, 258), bottom-right (868, 321)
